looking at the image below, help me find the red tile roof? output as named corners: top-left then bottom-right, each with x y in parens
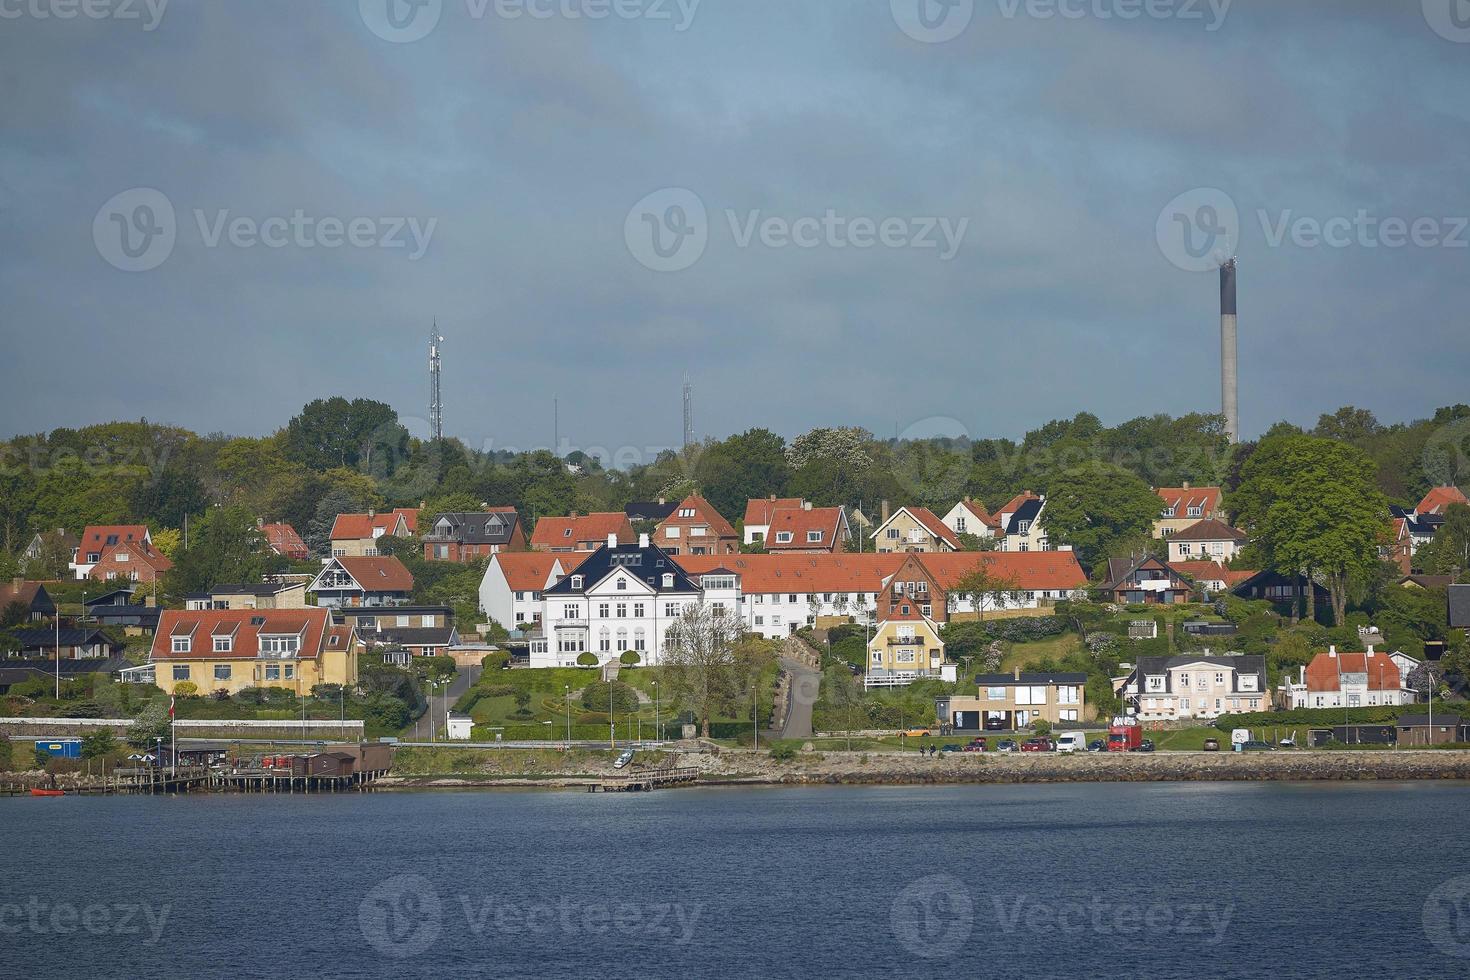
top-left (1172, 561), bottom-right (1257, 588)
top-left (260, 522), bottom-right (307, 558)
top-left (89, 540), bottom-right (172, 579)
top-left (492, 552), bottom-right (565, 591)
top-left (907, 507), bottom-right (962, 549)
top-left (76, 525), bottom-right (150, 559)
top-left (912, 551), bottom-right (1090, 592)
top-left (743, 497), bottom-right (804, 527)
top-left (1304, 650), bottom-right (1403, 693)
top-left (764, 506), bottom-right (847, 551)
top-left (675, 554), bottom-right (906, 593)
top-left (334, 556), bottom-right (415, 593)
top-left (955, 499), bottom-right (1000, 530)
top-left (1156, 487), bottom-right (1223, 520)
top-left (330, 511), bottom-right (410, 541)
top-left (657, 495), bottom-right (738, 540)
top-left (152, 607), bottom-right (333, 660)
top-left (1418, 486), bottom-right (1470, 515)
top-left (530, 513), bottom-right (635, 549)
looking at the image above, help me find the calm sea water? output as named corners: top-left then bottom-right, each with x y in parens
top-left (6, 782), bottom-right (1470, 979)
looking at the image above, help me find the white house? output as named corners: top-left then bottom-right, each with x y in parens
top-left (940, 499), bottom-right (999, 541)
top-left (534, 535), bottom-right (706, 668)
top-left (479, 552), bottom-right (565, 629)
top-left (674, 553), bottom-right (901, 639)
top-left (1166, 519), bottom-right (1249, 564)
top-left (1123, 654), bottom-right (1269, 721)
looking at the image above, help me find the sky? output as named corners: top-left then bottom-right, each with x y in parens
top-left (1, 0), bottom-right (1468, 466)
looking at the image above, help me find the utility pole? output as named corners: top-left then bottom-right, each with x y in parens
top-left (429, 322), bottom-right (444, 442)
top-left (682, 376), bottom-right (694, 449)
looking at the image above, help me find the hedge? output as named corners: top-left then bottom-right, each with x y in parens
top-left (1214, 702), bottom-right (1470, 732)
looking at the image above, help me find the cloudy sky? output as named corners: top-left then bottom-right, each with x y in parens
top-left (2, 0), bottom-right (1467, 462)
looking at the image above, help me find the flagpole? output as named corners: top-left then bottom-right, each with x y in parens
top-left (55, 613), bottom-right (60, 699)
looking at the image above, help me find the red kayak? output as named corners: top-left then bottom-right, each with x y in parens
top-left (30, 788), bottom-right (65, 797)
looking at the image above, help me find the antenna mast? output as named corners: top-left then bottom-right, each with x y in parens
top-left (429, 321), bottom-right (444, 441)
top-left (682, 375), bottom-right (695, 449)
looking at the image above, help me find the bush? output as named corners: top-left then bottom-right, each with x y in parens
top-left (1032, 719), bottom-right (1052, 736)
top-left (173, 681), bottom-right (199, 697)
top-left (769, 742), bottom-right (797, 762)
top-left (580, 680), bottom-right (640, 714)
top-left (619, 650), bottom-right (641, 666)
top-left (481, 651), bottom-right (511, 671)
top-left (480, 684), bottom-right (515, 698)
top-left (576, 652), bottom-right (598, 667)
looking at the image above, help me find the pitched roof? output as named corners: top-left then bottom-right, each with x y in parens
top-left (908, 507), bottom-right (962, 549)
top-left (998, 498), bottom-right (1044, 537)
top-left (1168, 519), bottom-right (1248, 543)
top-left (429, 510), bottom-right (521, 545)
top-left (93, 540), bottom-right (172, 575)
top-left (911, 552), bottom-right (1090, 592)
top-left (260, 523), bottom-right (307, 557)
top-left (491, 552), bottom-right (565, 592)
top-left (996, 493), bottom-right (1041, 518)
top-left (530, 512), bottom-right (634, 549)
top-left (1418, 486), bottom-right (1470, 515)
top-left (1304, 650), bottom-right (1403, 692)
top-left (332, 556), bottom-right (415, 593)
top-left (546, 543), bottom-right (702, 595)
top-left (954, 499), bottom-right (1000, 530)
top-left (744, 497), bottom-right (804, 527)
top-left (1400, 574), bottom-right (1455, 590)
top-left (1449, 584), bottom-right (1470, 630)
top-left (0, 581), bottom-right (53, 612)
top-left (330, 512), bottom-right (408, 541)
top-left (152, 607), bottom-right (334, 660)
top-left (1103, 556), bottom-right (1192, 593)
top-left (675, 553), bottom-right (907, 594)
top-left (625, 500), bottom-right (678, 522)
top-left (764, 506), bottom-right (848, 551)
top-left (14, 628), bottom-right (122, 651)
top-left (1172, 561), bottom-right (1257, 588)
top-left (658, 495), bottom-right (737, 539)
top-left (1129, 654), bottom-right (1267, 694)
top-left (76, 525), bottom-right (150, 556)
top-left (1156, 487), bottom-right (1223, 519)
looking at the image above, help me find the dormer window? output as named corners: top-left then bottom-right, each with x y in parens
top-left (775, 531), bottom-right (794, 543)
top-left (806, 531), bottom-right (822, 543)
top-left (563, 528), bottom-right (572, 537)
top-left (1188, 506), bottom-right (1202, 517)
top-left (662, 573), bottom-right (674, 587)
top-left (571, 575), bottom-right (583, 590)
top-left (213, 636), bottom-right (233, 653)
top-left (172, 636), bottom-right (191, 653)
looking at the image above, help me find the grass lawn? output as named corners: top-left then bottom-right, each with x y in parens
top-left (998, 634), bottom-right (1084, 672)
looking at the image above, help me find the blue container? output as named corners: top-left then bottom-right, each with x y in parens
top-left (35, 738), bottom-right (82, 759)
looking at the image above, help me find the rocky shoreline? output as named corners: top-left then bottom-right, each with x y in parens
top-left (374, 749), bottom-right (1470, 790)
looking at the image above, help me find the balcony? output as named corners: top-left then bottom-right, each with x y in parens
top-left (886, 637), bottom-right (926, 646)
top-left (553, 619), bottom-right (589, 630)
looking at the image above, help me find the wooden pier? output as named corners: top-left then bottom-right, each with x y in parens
top-left (589, 767), bottom-right (700, 793)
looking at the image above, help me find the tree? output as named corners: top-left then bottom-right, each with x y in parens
top-left (283, 397), bottom-right (404, 472)
top-left (823, 663), bottom-right (864, 748)
top-left (165, 505), bottom-right (280, 595)
top-left (1414, 504), bottom-right (1470, 575)
top-left (1314, 406), bottom-right (1382, 445)
top-left (694, 428), bottom-right (791, 520)
top-left (1041, 463), bottom-right (1162, 571)
top-left (80, 729), bottom-right (116, 761)
top-left (951, 561), bottom-right (1021, 623)
top-left (659, 601), bottom-right (742, 738)
top-left (1231, 435), bottom-right (1389, 626)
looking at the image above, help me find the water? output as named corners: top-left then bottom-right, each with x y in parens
top-left (6, 782), bottom-right (1470, 979)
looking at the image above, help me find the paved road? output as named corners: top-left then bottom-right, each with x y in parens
top-left (401, 663), bottom-right (479, 740)
top-left (777, 656), bottom-right (821, 740)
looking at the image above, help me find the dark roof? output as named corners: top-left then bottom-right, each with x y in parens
top-left (626, 501), bottom-right (678, 522)
top-left (207, 582), bottom-right (301, 596)
top-left (428, 511), bottom-right (520, 545)
top-left (0, 655), bottom-right (130, 687)
top-left (1449, 585), bottom-right (1470, 630)
top-left (545, 543), bottom-right (702, 596)
top-left (975, 672), bottom-right (1088, 686)
top-left (1103, 556), bottom-right (1191, 592)
top-left (87, 604), bottom-right (162, 626)
top-left (1398, 714), bottom-right (1463, 728)
top-left (368, 626), bottom-right (457, 647)
top-left (1003, 498), bottom-right (1043, 537)
top-left (13, 628), bottom-right (123, 650)
top-left (1128, 654), bottom-right (1267, 695)
top-left (1401, 575), bottom-right (1455, 590)
top-left (336, 606), bottom-right (452, 618)
top-left (1168, 519), bottom-right (1248, 543)
top-left (84, 588), bottom-right (135, 607)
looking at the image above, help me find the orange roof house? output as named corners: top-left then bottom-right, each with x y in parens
top-left (655, 495), bottom-right (739, 555)
top-left (88, 539), bottom-right (172, 584)
top-left (309, 555), bottom-right (415, 607)
top-left (1418, 486), bottom-right (1470, 515)
top-left (329, 509), bottom-right (417, 557)
top-left (71, 524), bottom-right (152, 578)
top-left (259, 521), bottom-right (308, 560)
top-left (763, 505), bottom-right (850, 554)
top-left (530, 512), bottom-right (636, 553)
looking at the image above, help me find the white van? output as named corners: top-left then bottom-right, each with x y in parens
top-left (1056, 733), bottom-right (1087, 754)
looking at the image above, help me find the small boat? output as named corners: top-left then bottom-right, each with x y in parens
top-left (30, 788), bottom-right (65, 797)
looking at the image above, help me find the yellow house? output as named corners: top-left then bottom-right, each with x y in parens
top-left (183, 581), bottom-right (308, 610)
top-left (866, 603), bottom-right (946, 682)
top-left (146, 607), bottom-right (359, 696)
top-left (870, 506), bottom-right (961, 554)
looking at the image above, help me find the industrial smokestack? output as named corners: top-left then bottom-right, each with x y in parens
top-left (1220, 258), bottom-right (1239, 444)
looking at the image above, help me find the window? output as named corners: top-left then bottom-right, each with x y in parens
top-left (633, 603), bottom-right (645, 618)
top-left (599, 630), bottom-right (611, 653)
top-left (213, 664), bottom-right (231, 681)
top-left (213, 636), bottom-right (232, 653)
top-left (634, 629), bottom-right (646, 652)
top-left (1188, 505), bottom-right (1202, 517)
top-left (806, 530), bottom-right (822, 543)
top-left (260, 635), bottom-right (300, 656)
top-left (662, 573), bottom-right (674, 588)
top-left (1177, 543), bottom-right (1193, 556)
top-left (571, 575), bottom-right (583, 589)
top-left (986, 687), bottom-right (1006, 701)
top-left (788, 594), bottom-right (798, 603)
top-left (515, 592), bottom-right (526, 602)
top-left (665, 602), bottom-right (680, 617)
top-left (956, 516), bottom-right (967, 533)
top-left (172, 636), bottom-right (191, 654)
top-left (616, 579), bottom-right (627, 591)
top-left (564, 604), bottom-right (581, 619)
top-left (599, 603), bottom-right (610, 618)
top-left (755, 616), bottom-right (764, 626)
top-left (886, 528), bottom-right (900, 540)
top-left (666, 527), bottom-right (680, 538)
top-left (775, 531), bottom-right (794, 543)
top-left (616, 603), bottom-right (627, 618)
top-left (172, 664), bottom-right (190, 681)
top-left (264, 664), bottom-right (280, 681)
top-left (1058, 686), bottom-right (1080, 705)
top-left (1059, 709), bottom-right (1078, 722)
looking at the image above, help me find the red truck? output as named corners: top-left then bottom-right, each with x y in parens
top-left (1107, 717), bottom-right (1143, 753)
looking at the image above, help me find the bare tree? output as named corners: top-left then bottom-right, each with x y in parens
top-left (952, 561), bottom-right (1022, 623)
top-left (660, 600), bottom-right (740, 739)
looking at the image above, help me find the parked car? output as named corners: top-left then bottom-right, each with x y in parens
top-left (1202, 738), bottom-right (1221, 752)
top-left (900, 728), bottom-right (932, 738)
top-left (1135, 739), bottom-right (1156, 753)
top-left (939, 744), bottom-right (962, 755)
top-left (994, 739), bottom-right (1019, 753)
top-left (1087, 739), bottom-right (1105, 753)
top-left (1241, 740), bottom-right (1275, 752)
top-left (613, 749), bottom-right (635, 769)
top-left (1021, 738), bottom-right (1057, 753)
top-left (1055, 733), bottom-right (1088, 754)
top-left (963, 738), bottom-right (987, 752)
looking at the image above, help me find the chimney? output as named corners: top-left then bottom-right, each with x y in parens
top-left (1299, 666), bottom-right (1306, 684)
top-left (1329, 646), bottom-right (1337, 658)
top-left (256, 517), bottom-right (264, 528)
top-left (881, 500), bottom-right (891, 522)
top-left (1013, 667), bottom-right (1021, 681)
top-left (368, 509), bottom-right (375, 519)
top-left (1220, 258), bottom-right (1240, 445)
top-left (639, 533), bottom-right (650, 548)
top-left (607, 532), bottom-right (618, 548)
top-left (10, 576), bottom-right (22, 589)
top-left (1182, 481), bottom-right (1191, 491)
top-left (803, 501), bottom-right (813, 511)
top-left (658, 497), bottom-right (666, 505)
top-left (770, 494), bottom-right (776, 502)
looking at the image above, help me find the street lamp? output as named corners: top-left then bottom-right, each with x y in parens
top-left (653, 680), bottom-right (660, 743)
top-left (564, 684), bottom-right (572, 745)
